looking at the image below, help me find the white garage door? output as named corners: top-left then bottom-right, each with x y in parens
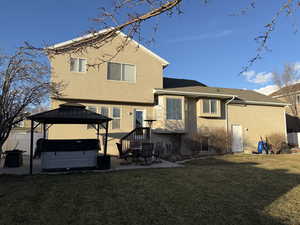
top-left (232, 125), bottom-right (243, 153)
top-left (3, 132), bottom-right (43, 155)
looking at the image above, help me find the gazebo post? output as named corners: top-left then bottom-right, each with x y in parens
top-left (29, 120), bottom-right (34, 175)
top-left (96, 124), bottom-right (100, 141)
top-left (43, 123), bottom-right (46, 140)
top-left (104, 121), bottom-right (109, 156)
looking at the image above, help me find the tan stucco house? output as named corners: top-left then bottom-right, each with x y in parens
top-left (48, 30), bottom-right (288, 155)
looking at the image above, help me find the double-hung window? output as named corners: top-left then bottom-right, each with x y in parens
top-left (70, 58), bottom-right (87, 73)
top-left (87, 106), bottom-right (97, 129)
top-left (107, 62), bottom-right (135, 82)
top-left (203, 99), bottom-right (217, 114)
top-left (112, 107), bottom-right (121, 129)
top-left (166, 98), bottom-right (182, 120)
top-left (100, 106), bottom-right (109, 117)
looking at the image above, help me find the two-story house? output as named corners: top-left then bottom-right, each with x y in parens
top-left (48, 30), bottom-right (288, 155)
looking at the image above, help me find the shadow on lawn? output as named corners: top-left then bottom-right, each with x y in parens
top-left (0, 156), bottom-right (300, 225)
top-left (183, 157), bottom-right (300, 225)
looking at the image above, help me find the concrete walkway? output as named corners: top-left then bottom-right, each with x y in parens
top-left (0, 155), bottom-right (182, 175)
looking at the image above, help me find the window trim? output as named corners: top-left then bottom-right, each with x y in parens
top-left (100, 106), bottom-right (110, 118)
top-left (166, 97), bottom-right (183, 121)
top-left (202, 99), bottom-right (218, 114)
top-left (111, 107), bottom-right (121, 129)
top-left (107, 62), bottom-right (136, 83)
top-left (199, 99), bottom-right (221, 117)
top-left (70, 57), bottom-right (87, 73)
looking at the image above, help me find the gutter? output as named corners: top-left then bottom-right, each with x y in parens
top-left (153, 89), bottom-right (238, 98)
top-left (232, 100), bottom-right (289, 107)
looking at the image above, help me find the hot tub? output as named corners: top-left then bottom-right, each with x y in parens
top-left (40, 139), bottom-right (99, 171)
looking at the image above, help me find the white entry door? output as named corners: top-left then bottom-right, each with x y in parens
top-left (232, 125), bottom-right (243, 152)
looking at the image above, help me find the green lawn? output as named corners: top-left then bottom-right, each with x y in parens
top-left (1, 154), bottom-right (300, 225)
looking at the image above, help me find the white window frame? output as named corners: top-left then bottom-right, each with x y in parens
top-left (100, 106), bottom-right (110, 118)
top-left (70, 58), bottom-right (87, 73)
top-left (166, 98), bottom-right (183, 121)
top-left (203, 99), bottom-right (218, 114)
top-left (112, 107), bottom-right (121, 129)
top-left (107, 62), bottom-right (136, 83)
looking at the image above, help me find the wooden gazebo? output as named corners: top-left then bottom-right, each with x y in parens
top-left (27, 103), bottom-right (112, 174)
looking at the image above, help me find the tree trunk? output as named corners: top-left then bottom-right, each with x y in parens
top-left (0, 141), bottom-right (4, 160)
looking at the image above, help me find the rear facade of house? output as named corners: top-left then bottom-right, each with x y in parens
top-left (48, 32), bottom-right (287, 155)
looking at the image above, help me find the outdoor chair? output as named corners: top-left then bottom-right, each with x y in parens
top-left (153, 146), bottom-right (162, 163)
top-left (141, 143), bottom-right (154, 165)
top-left (129, 141), bottom-right (142, 163)
top-left (116, 143), bottom-right (130, 161)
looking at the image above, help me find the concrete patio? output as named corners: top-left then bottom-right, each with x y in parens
top-left (0, 155), bottom-right (182, 175)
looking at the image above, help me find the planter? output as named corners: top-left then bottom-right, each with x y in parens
top-left (97, 155), bottom-right (111, 170)
top-left (4, 150), bottom-right (24, 168)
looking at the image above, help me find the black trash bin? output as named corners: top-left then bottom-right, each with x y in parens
top-left (97, 155), bottom-right (111, 170)
top-left (4, 150), bottom-right (24, 168)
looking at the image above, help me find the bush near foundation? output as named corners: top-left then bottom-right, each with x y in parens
top-left (267, 133), bottom-right (290, 154)
top-left (185, 128), bottom-right (232, 155)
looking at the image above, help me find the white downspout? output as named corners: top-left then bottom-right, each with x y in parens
top-left (225, 96), bottom-right (235, 152)
top-left (225, 96), bottom-right (236, 133)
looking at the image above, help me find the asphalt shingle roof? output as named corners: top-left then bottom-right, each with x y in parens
top-left (163, 77), bottom-right (206, 88)
top-left (157, 86), bottom-right (285, 104)
top-left (270, 83), bottom-right (300, 97)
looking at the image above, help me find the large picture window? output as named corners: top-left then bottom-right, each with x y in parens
top-left (107, 62), bottom-right (135, 82)
top-left (70, 58), bottom-right (87, 73)
top-left (203, 99), bottom-right (217, 114)
top-left (166, 98), bottom-right (182, 120)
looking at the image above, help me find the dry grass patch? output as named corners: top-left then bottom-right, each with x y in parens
top-left (1, 154), bottom-right (300, 225)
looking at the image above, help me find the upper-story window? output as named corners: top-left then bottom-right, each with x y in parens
top-left (107, 62), bottom-right (135, 83)
top-left (166, 98), bottom-right (182, 120)
top-left (203, 99), bottom-right (217, 114)
top-left (70, 58), bottom-right (87, 73)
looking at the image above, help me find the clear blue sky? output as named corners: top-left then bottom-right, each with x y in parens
top-left (1, 0), bottom-right (299, 94)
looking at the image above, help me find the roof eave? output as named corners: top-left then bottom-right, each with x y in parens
top-left (232, 100), bottom-right (289, 107)
top-left (153, 89), bottom-right (237, 98)
top-left (47, 29), bottom-right (169, 67)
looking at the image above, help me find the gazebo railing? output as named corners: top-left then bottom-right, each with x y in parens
top-left (119, 127), bottom-right (150, 155)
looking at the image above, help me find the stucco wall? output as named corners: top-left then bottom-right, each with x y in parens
top-left (184, 98), bottom-right (286, 153)
top-left (227, 104), bottom-right (287, 153)
top-left (50, 34), bottom-right (164, 104)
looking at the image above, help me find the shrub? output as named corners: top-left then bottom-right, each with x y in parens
top-left (266, 133), bottom-right (290, 154)
top-left (185, 128), bottom-right (231, 155)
